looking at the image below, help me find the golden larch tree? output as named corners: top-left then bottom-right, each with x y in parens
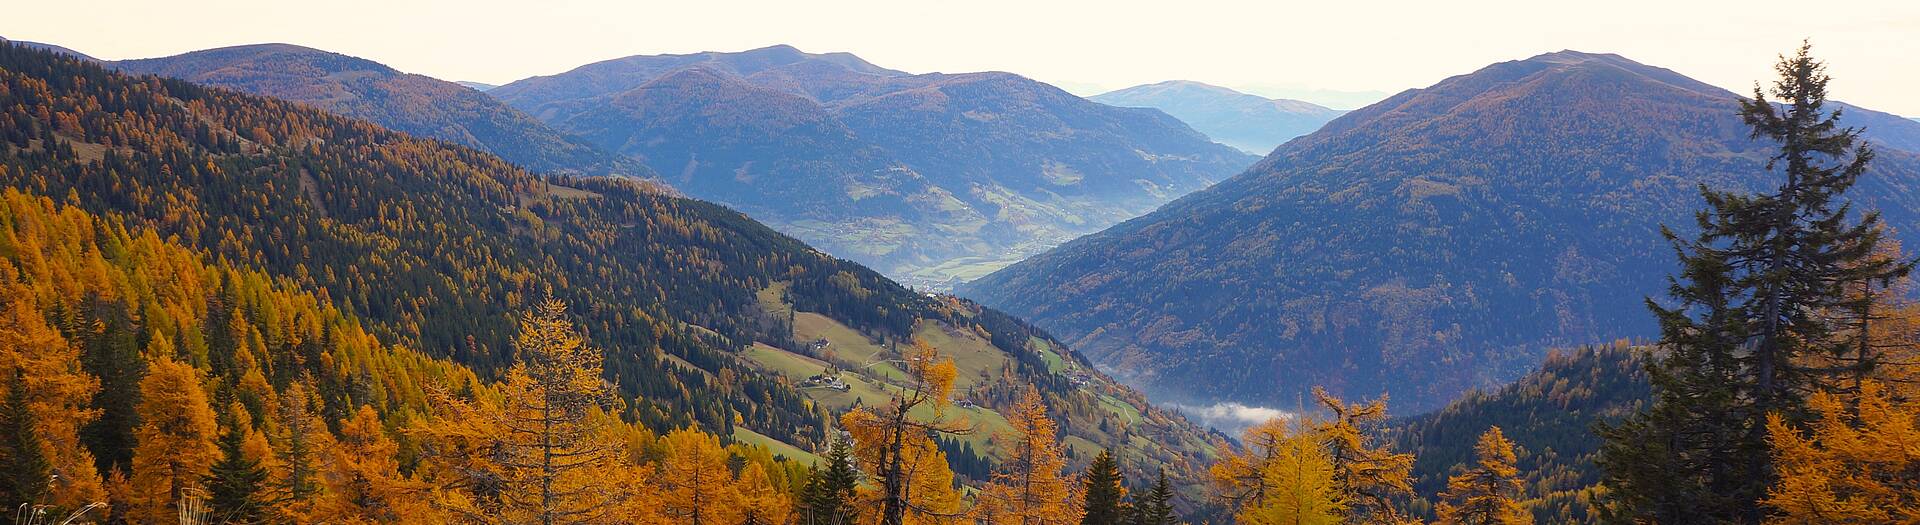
top-left (840, 338), bottom-right (972, 525)
top-left (657, 426), bottom-right (742, 525)
top-left (1764, 381), bottom-right (1920, 524)
top-left (0, 281), bottom-right (105, 509)
top-left (977, 386), bottom-right (1082, 525)
top-left (1435, 426), bottom-right (1529, 525)
top-left (416, 300), bottom-right (634, 525)
top-left (737, 461), bottom-right (794, 525)
top-left (320, 405), bottom-right (438, 524)
top-left (1312, 388), bottom-right (1417, 525)
top-left (123, 357), bottom-right (219, 524)
top-left (1211, 417), bottom-right (1344, 525)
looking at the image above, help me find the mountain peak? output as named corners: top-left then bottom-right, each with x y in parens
top-left (965, 51), bottom-right (1920, 414)
top-left (1525, 49), bottom-right (1632, 64)
top-left (1092, 80), bottom-right (1346, 154)
top-left (118, 42), bottom-right (398, 76)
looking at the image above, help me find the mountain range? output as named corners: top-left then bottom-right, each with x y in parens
top-left (1092, 80), bottom-right (1346, 154)
top-left (0, 42), bottom-right (1222, 497)
top-left (961, 50), bottom-right (1920, 413)
top-left (109, 43), bottom-right (656, 179)
top-left (490, 45), bottom-right (1258, 288)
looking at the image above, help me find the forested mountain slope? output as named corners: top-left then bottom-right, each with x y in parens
top-left (111, 43), bottom-right (656, 179)
top-left (492, 45), bottom-right (1257, 288)
top-left (0, 43), bottom-right (1219, 492)
top-left (1092, 80), bottom-right (1345, 154)
top-left (962, 50), bottom-right (1920, 413)
top-left (1388, 343), bottom-right (1650, 523)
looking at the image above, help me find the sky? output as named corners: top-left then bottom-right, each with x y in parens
top-left (10, 0), bottom-right (1920, 114)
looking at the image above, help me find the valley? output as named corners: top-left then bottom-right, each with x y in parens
top-left (5, 7), bottom-right (1920, 523)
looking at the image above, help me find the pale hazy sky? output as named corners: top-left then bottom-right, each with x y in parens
top-left (9, 0), bottom-right (1920, 114)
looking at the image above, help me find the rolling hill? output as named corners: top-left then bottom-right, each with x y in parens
top-left (491, 45), bottom-right (1258, 288)
top-left (0, 42), bottom-right (1221, 496)
top-left (1092, 80), bottom-right (1345, 154)
top-left (110, 43), bottom-right (655, 179)
top-left (961, 50), bottom-right (1920, 414)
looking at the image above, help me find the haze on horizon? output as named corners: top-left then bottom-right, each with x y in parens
top-left (9, 0), bottom-right (1919, 113)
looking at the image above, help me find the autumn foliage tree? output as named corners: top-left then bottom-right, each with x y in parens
top-left (658, 426), bottom-right (742, 525)
top-left (840, 338), bottom-right (971, 525)
top-left (1314, 388), bottom-right (1417, 524)
top-left (0, 280), bottom-right (104, 512)
top-left (1763, 381), bottom-right (1920, 524)
top-left (1434, 427), bottom-right (1528, 525)
top-left (123, 358), bottom-right (219, 524)
top-left (418, 300), bottom-right (640, 525)
top-left (977, 386), bottom-right (1082, 524)
top-left (1210, 417), bottom-right (1342, 525)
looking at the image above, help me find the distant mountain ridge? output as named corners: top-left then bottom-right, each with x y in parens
top-left (1092, 80), bottom-right (1345, 154)
top-left (0, 42), bottom-right (1225, 498)
top-left (962, 50), bottom-right (1920, 413)
top-left (110, 43), bottom-right (656, 180)
top-left (492, 45), bottom-right (1258, 288)
top-left (0, 36), bottom-right (95, 61)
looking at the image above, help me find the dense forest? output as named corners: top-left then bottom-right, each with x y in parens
top-left (5, 35), bottom-right (1920, 525)
top-left (1389, 344), bottom-right (1649, 523)
top-left (0, 41), bottom-right (1246, 523)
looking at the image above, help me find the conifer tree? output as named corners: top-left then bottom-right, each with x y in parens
top-left (1435, 427), bottom-right (1528, 525)
top-left (658, 426), bottom-right (741, 525)
top-left (76, 298), bottom-right (144, 479)
top-left (204, 413), bottom-right (271, 524)
top-left (1210, 417), bottom-right (1341, 525)
top-left (0, 285), bottom-right (106, 510)
top-left (125, 357), bottom-right (219, 524)
top-left (1764, 381), bottom-right (1920, 523)
top-left (801, 436), bottom-right (860, 525)
top-left (321, 405), bottom-right (423, 523)
top-left (0, 371), bottom-right (50, 513)
top-left (274, 379), bottom-right (325, 510)
top-left (1598, 42), bottom-right (1908, 524)
top-left (1312, 388), bottom-right (1416, 524)
top-left (978, 386), bottom-right (1082, 524)
top-left (737, 461), bottom-right (793, 525)
top-left (1132, 471), bottom-right (1176, 525)
top-left (417, 300), bottom-right (634, 525)
top-left (1081, 450), bottom-right (1125, 525)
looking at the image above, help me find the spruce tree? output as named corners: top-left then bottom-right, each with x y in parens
top-left (1081, 451), bottom-right (1125, 525)
top-left (1598, 42), bottom-right (1909, 524)
top-left (1132, 471), bottom-right (1176, 525)
top-left (204, 415), bottom-right (270, 524)
top-left (0, 371), bottom-right (50, 512)
top-left (802, 436), bottom-right (859, 525)
top-left (75, 297), bottom-right (144, 477)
